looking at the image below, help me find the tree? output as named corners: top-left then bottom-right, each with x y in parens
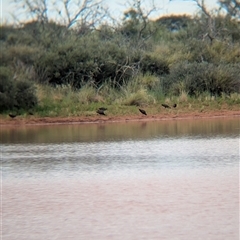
top-left (218, 0), bottom-right (240, 19)
top-left (155, 15), bottom-right (192, 32)
top-left (58, 0), bottom-right (108, 29)
top-left (178, 0), bottom-right (217, 42)
top-left (12, 0), bottom-right (108, 30)
top-left (121, 0), bottom-right (157, 39)
top-left (13, 0), bottom-right (49, 24)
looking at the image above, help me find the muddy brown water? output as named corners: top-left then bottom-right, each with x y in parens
top-left (1, 117), bottom-right (239, 240)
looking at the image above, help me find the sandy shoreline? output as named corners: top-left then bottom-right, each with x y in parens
top-left (1, 109), bottom-right (240, 126)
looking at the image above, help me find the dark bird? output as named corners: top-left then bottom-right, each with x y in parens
top-left (139, 108), bottom-right (147, 115)
top-left (97, 109), bottom-right (106, 116)
top-left (161, 104), bottom-right (171, 109)
top-left (9, 113), bottom-right (17, 118)
top-left (98, 107), bottom-right (107, 111)
top-left (172, 103), bottom-right (177, 108)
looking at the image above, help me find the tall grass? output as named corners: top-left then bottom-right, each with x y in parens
top-left (30, 81), bottom-right (240, 117)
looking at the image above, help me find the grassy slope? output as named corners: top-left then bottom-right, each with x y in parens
top-left (2, 84), bottom-right (239, 121)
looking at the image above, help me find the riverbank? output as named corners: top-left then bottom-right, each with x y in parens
top-left (1, 109), bottom-right (240, 126)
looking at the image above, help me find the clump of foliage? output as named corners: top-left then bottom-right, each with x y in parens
top-left (0, 66), bottom-right (37, 112)
top-left (123, 88), bottom-right (154, 106)
top-left (0, 67), bottom-right (16, 111)
top-left (162, 62), bottom-right (240, 96)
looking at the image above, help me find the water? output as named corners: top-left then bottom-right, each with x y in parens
top-left (1, 118), bottom-right (239, 239)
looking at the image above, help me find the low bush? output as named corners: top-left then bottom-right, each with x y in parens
top-left (141, 54), bottom-right (169, 75)
top-left (163, 62), bottom-right (240, 96)
top-left (184, 40), bottom-right (240, 64)
top-left (15, 80), bottom-right (38, 109)
top-left (0, 66), bottom-right (38, 112)
top-left (0, 67), bottom-right (15, 111)
top-left (123, 88), bottom-right (154, 106)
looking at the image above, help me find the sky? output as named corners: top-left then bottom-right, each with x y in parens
top-left (1, 0), bottom-right (219, 24)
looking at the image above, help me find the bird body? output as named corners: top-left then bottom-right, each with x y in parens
top-left (9, 113), bottom-right (17, 118)
top-left (172, 103), bottom-right (177, 108)
top-left (97, 109), bottom-right (106, 116)
top-left (161, 104), bottom-right (171, 109)
top-left (139, 108), bottom-right (147, 115)
top-left (98, 107), bottom-right (107, 111)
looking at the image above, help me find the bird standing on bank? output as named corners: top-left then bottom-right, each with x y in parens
top-left (161, 104), bottom-right (171, 109)
top-left (9, 113), bottom-right (17, 118)
top-left (97, 108), bottom-right (107, 116)
top-left (139, 108), bottom-right (147, 115)
top-left (98, 107), bottom-right (107, 111)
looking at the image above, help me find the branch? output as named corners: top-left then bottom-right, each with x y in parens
top-left (192, 0), bottom-right (211, 17)
top-left (13, 0), bottom-right (49, 23)
top-left (136, 0), bottom-right (157, 39)
top-left (62, 0), bottom-right (105, 29)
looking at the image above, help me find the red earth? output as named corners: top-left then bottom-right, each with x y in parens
top-left (1, 109), bottom-right (240, 126)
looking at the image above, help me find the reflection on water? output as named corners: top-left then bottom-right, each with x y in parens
top-left (2, 117), bottom-right (239, 240)
top-left (1, 117), bottom-right (239, 144)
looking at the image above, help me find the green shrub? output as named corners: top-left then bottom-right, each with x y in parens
top-left (34, 34), bottom-right (144, 88)
top-left (137, 74), bottom-right (159, 90)
top-left (9, 45), bottom-right (40, 65)
top-left (0, 67), bottom-right (15, 111)
top-left (185, 40), bottom-right (240, 64)
top-left (141, 54), bottom-right (169, 75)
top-left (15, 80), bottom-right (38, 109)
top-left (0, 66), bottom-right (38, 112)
top-left (163, 62), bottom-right (240, 96)
top-left (123, 88), bottom-right (154, 106)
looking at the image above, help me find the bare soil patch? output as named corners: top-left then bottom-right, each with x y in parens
top-left (1, 109), bottom-right (240, 126)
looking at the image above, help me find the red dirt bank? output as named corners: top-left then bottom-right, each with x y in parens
top-left (1, 110), bottom-right (240, 126)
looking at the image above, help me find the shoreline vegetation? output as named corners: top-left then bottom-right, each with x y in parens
top-left (1, 1), bottom-right (240, 124)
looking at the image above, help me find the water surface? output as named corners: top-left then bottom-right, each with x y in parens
top-left (1, 117), bottom-right (239, 239)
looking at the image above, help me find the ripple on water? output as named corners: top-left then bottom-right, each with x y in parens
top-left (2, 118), bottom-right (239, 239)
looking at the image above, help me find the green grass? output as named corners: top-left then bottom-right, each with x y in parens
top-left (2, 83), bottom-right (239, 119)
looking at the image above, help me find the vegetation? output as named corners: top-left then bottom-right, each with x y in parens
top-left (1, 0), bottom-right (239, 117)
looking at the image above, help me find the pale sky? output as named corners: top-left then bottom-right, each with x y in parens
top-left (1, 0), bottom-right (219, 24)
